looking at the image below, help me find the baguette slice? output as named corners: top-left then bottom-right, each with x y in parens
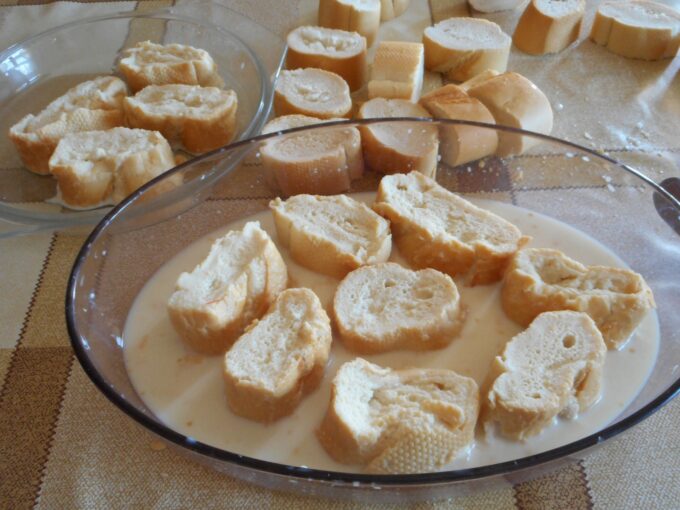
top-left (590, 0), bottom-right (680, 60)
top-left (123, 84), bottom-right (238, 153)
top-left (423, 18), bottom-right (511, 82)
top-left (368, 41), bottom-right (425, 102)
top-left (333, 262), bottom-right (464, 353)
top-left (513, 0), bottom-right (586, 55)
top-left (270, 194), bottom-right (391, 279)
top-left (485, 311), bottom-right (607, 440)
top-left (419, 84), bottom-right (498, 167)
top-left (223, 288), bottom-right (331, 422)
top-left (48, 127), bottom-right (174, 207)
top-left (466, 72), bottom-right (553, 156)
top-left (357, 98), bottom-right (438, 177)
top-left (287, 26), bottom-right (367, 91)
top-left (318, 0), bottom-right (381, 46)
top-left (167, 222), bottom-right (288, 355)
top-left (9, 76), bottom-right (126, 175)
top-left (317, 358), bottom-right (479, 473)
top-left (373, 172), bottom-right (528, 285)
top-left (262, 114), bottom-right (339, 134)
top-left (118, 41), bottom-right (224, 93)
top-left (381, 0), bottom-right (410, 20)
top-left (458, 69), bottom-right (500, 92)
top-left (501, 248), bottom-right (656, 349)
top-left (274, 68), bottom-right (352, 119)
top-left (468, 0), bottom-right (525, 12)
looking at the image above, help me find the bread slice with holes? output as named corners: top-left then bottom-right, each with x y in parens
top-left (223, 288), bottom-right (331, 422)
top-left (333, 262), bottom-right (464, 353)
top-left (368, 41), bottom-right (425, 102)
top-left (484, 311), bottom-right (607, 440)
top-left (373, 172), bottom-right (528, 285)
top-left (318, 0), bottom-right (381, 46)
top-left (167, 222), bottom-right (288, 355)
top-left (270, 194), bottom-right (391, 279)
top-left (501, 248), bottom-right (656, 349)
top-left (123, 84), bottom-right (238, 153)
top-left (423, 18), bottom-right (511, 82)
top-left (118, 41), bottom-right (224, 93)
top-left (317, 358), bottom-right (479, 473)
top-left (357, 98), bottom-right (438, 177)
top-left (9, 76), bottom-right (126, 175)
top-left (513, 0), bottom-right (586, 55)
top-left (274, 68), bottom-right (352, 119)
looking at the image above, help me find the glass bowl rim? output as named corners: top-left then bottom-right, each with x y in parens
top-left (66, 118), bottom-right (680, 486)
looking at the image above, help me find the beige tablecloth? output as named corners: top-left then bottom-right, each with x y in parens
top-left (1, 1), bottom-right (679, 508)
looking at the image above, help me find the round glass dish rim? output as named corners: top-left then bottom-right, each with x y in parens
top-left (66, 118), bottom-right (680, 486)
top-left (0, 7), bottom-right (271, 229)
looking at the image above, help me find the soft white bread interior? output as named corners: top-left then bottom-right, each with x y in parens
top-left (333, 262), bottom-right (464, 353)
top-left (357, 98), bottom-right (438, 177)
top-left (9, 76), bottom-right (126, 175)
top-left (286, 26), bottom-right (367, 91)
top-left (466, 72), bottom-right (553, 156)
top-left (274, 68), bottom-right (352, 119)
top-left (318, 0), bottom-right (381, 46)
top-left (223, 288), bottom-right (332, 423)
top-left (484, 311), bottom-right (607, 440)
top-left (317, 358), bottom-right (479, 473)
top-left (368, 41), bottom-right (425, 102)
top-left (123, 84), bottom-right (238, 153)
top-left (590, 0), bottom-right (680, 60)
top-left (373, 172), bottom-right (528, 285)
top-left (468, 0), bottom-right (525, 13)
top-left (419, 84), bottom-right (498, 167)
top-left (501, 248), bottom-right (656, 349)
top-left (48, 127), bottom-right (174, 207)
top-left (513, 0), bottom-right (586, 55)
top-left (118, 41), bottom-right (224, 92)
top-left (270, 194), bottom-right (391, 279)
top-left (423, 17), bottom-right (511, 82)
top-left (167, 222), bottom-right (288, 355)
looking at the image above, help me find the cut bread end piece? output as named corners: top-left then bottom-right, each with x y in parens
top-left (513, 0), bottom-right (586, 55)
top-left (368, 41), bottom-right (425, 102)
top-left (318, 0), bottom-right (381, 46)
top-left (274, 68), bottom-right (352, 119)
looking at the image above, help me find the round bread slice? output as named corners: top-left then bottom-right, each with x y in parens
top-left (590, 0), bottom-right (680, 60)
top-left (223, 288), bottom-right (332, 423)
top-left (333, 262), bottom-right (464, 353)
top-left (468, 0), bottom-right (525, 12)
top-left (274, 68), bottom-right (352, 119)
top-left (167, 221), bottom-right (288, 355)
top-left (357, 98), bottom-right (438, 177)
top-left (318, 0), bottom-right (381, 46)
top-left (501, 248), bottom-right (656, 349)
top-left (118, 41), bottom-right (224, 93)
top-left (513, 0), bottom-right (586, 55)
top-left (381, 0), bottom-right (410, 20)
top-left (286, 26), bottom-right (367, 91)
top-left (317, 358), bottom-right (479, 474)
top-left (367, 41), bottom-right (425, 102)
top-left (270, 194), bottom-right (391, 279)
top-left (123, 84), bottom-right (238, 153)
top-left (423, 18), bottom-right (511, 82)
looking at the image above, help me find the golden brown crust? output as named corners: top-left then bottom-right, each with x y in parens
top-left (513, 0), bottom-right (585, 55)
top-left (318, 0), bottom-right (381, 46)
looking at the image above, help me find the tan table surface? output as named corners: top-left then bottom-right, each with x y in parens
top-left (1, 1), bottom-right (679, 509)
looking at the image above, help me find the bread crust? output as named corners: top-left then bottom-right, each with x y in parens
top-left (368, 41), bottom-right (425, 102)
top-left (513, 0), bottom-right (585, 55)
top-left (274, 68), bottom-right (352, 119)
top-left (318, 0), bottom-right (381, 46)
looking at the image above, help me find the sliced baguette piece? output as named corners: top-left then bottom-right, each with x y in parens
top-left (123, 84), bottom-right (238, 153)
top-left (485, 311), bottom-right (607, 440)
top-left (317, 358), bottom-right (479, 473)
top-left (590, 0), bottom-right (680, 60)
top-left (357, 98), bottom-right (438, 177)
top-left (458, 69), bottom-right (500, 92)
top-left (373, 172), bottom-right (529, 285)
top-left (381, 0), bottom-right (410, 20)
top-left (286, 26), bottom-right (367, 91)
top-left (419, 84), bottom-right (498, 167)
top-left (8, 76), bottom-right (126, 175)
top-left (466, 72), bottom-right (553, 156)
top-left (270, 194), bottom-right (391, 279)
top-left (368, 41), bottom-right (425, 102)
top-left (468, 0), bottom-right (525, 12)
top-left (513, 0), bottom-right (585, 55)
top-left (274, 68), bottom-right (352, 119)
top-left (262, 114), bottom-right (338, 134)
top-left (223, 288), bottom-right (331, 423)
top-left (333, 262), bottom-right (464, 353)
top-left (318, 0), bottom-right (381, 46)
top-left (423, 18), bottom-right (511, 82)
top-left (118, 41), bottom-right (224, 93)
top-left (167, 222), bottom-right (287, 355)
top-left (501, 248), bottom-right (656, 349)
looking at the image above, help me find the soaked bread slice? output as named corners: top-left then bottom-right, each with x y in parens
top-left (223, 288), bottom-right (332, 423)
top-left (513, 0), bottom-right (586, 55)
top-left (167, 222), bottom-right (288, 355)
top-left (317, 358), bottom-right (479, 473)
top-left (318, 0), bottom-right (381, 46)
top-left (368, 41), bottom-right (425, 102)
top-left (274, 68), bottom-right (352, 119)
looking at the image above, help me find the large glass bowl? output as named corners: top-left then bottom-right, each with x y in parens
top-left (66, 120), bottom-right (680, 503)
